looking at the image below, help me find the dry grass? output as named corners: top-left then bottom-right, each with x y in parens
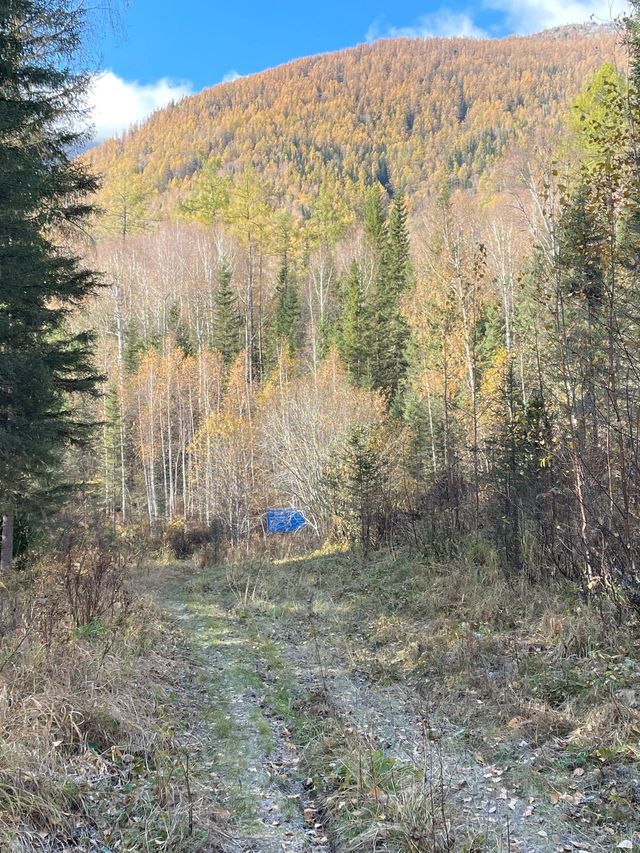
top-left (195, 543), bottom-right (640, 843)
top-left (6, 534), bottom-right (634, 850)
top-left (189, 543), bottom-right (640, 759)
top-left (0, 554), bottom-right (216, 852)
top-left (292, 689), bottom-right (468, 853)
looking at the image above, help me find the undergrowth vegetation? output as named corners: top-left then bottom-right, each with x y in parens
top-left (183, 544), bottom-right (640, 848)
top-left (1, 523), bottom-right (638, 849)
top-left (0, 521), bottom-right (214, 852)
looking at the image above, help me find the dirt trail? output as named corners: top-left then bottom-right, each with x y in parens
top-left (163, 566), bottom-right (608, 853)
top-left (166, 597), bottom-right (330, 853)
top-left (278, 619), bottom-right (598, 853)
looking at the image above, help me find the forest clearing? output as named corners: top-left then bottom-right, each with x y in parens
top-left (2, 0), bottom-right (640, 848)
top-left (1, 544), bottom-right (638, 850)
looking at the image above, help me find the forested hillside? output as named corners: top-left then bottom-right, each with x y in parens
top-left (86, 26), bottom-right (617, 215)
top-left (3, 2), bottom-right (640, 847)
top-left (85, 25), bottom-right (640, 615)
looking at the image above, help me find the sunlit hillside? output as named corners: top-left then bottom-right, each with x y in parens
top-left (86, 25), bottom-right (618, 213)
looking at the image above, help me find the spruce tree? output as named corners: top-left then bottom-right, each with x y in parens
top-left (338, 261), bottom-right (370, 385)
top-left (325, 425), bottom-right (387, 553)
top-left (0, 0), bottom-right (101, 568)
top-left (167, 301), bottom-right (196, 356)
top-left (369, 193), bottom-right (411, 400)
top-left (212, 261), bottom-right (242, 365)
top-left (363, 184), bottom-right (386, 248)
top-left (266, 247), bottom-right (301, 367)
top-left (384, 192), bottom-right (412, 296)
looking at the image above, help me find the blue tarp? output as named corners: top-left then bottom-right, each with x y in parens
top-left (266, 508), bottom-right (307, 534)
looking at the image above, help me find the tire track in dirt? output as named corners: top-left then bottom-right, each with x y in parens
top-left (167, 598), bottom-right (332, 852)
top-left (164, 565), bottom-right (609, 853)
top-left (270, 605), bottom-right (606, 853)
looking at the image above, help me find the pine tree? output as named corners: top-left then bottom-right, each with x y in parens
top-left (0, 0), bottom-right (101, 568)
top-left (338, 261), bottom-right (370, 385)
top-left (212, 261), bottom-right (242, 365)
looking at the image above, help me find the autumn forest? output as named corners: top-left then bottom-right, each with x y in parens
top-left (1, 2), bottom-right (640, 849)
top-left (83, 24), bottom-right (640, 603)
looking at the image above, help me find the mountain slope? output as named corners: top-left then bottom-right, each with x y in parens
top-left (86, 26), bottom-right (619, 212)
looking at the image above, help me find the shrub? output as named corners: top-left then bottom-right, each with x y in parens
top-left (162, 518), bottom-right (225, 560)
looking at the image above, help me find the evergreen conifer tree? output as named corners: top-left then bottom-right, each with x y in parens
top-left (369, 193), bottom-right (411, 400)
top-left (363, 184), bottom-right (387, 248)
top-left (0, 0), bottom-right (101, 568)
top-left (167, 302), bottom-right (196, 356)
top-left (338, 261), bottom-right (370, 385)
top-left (212, 261), bottom-right (242, 365)
top-left (325, 425), bottom-right (387, 553)
top-left (384, 192), bottom-right (412, 296)
top-left (266, 247), bottom-right (301, 367)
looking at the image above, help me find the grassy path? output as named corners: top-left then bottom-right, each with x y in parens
top-left (4, 552), bottom-right (635, 851)
top-left (156, 554), bottom-right (629, 853)
top-left (164, 578), bottom-right (331, 853)
top-left (152, 555), bottom-right (637, 853)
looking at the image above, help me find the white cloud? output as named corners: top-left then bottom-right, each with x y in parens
top-left (367, 11), bottom-right (487, 40)
top-left (366, 0), bottom-right (629, 41)
top-left (222, 69), bottom-right (243, 83)
top-left (86, 71), bottom-right (194, 143)
top-left (487, 0), bottom-right (629, 32)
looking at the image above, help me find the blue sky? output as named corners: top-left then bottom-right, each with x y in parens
top-left (88, 0), bottom-right (628, 140)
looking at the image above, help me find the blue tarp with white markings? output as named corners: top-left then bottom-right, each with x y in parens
top-left (266, 508), bottom-right (307, 534)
